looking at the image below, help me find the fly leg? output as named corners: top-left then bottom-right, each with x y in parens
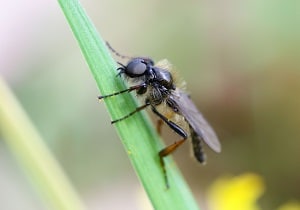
top-left (98, 83), bottom-right (148, 123)
top-left (156, 111), bottom-right (175, 135)
top-left (151, 106), bottom-right (188, 188)
top-left (159, 138), bottom-right (186, 189)
top-left (98, 83), bottom-right (146, 100)
top-left (111, 102), bottom-right (150, 124)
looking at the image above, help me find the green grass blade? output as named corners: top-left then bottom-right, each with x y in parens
top-left (58, 0), bottom-right (200, 209)
top-left (0, 76), bottom-right (86, 210)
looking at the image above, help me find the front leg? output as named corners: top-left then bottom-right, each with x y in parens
top-left (98, 83), bottom-right (147, 100)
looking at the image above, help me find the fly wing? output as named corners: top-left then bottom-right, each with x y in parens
top-left (173, 90), bottom-right (221, 153)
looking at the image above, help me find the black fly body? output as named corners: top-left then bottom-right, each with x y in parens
top-left (99, 43), bottom-right (221, 188)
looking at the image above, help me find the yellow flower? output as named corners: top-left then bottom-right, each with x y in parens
top-left (277, 201), bottom-right (300, 210)
top-left (206, 173), bottom-right (265, 210)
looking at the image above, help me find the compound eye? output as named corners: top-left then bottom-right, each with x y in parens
top-left (126, 59), bottom-right (147, 77)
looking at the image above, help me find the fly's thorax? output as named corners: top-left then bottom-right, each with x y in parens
top-left (147, 86), bottom-right (165, 105)
top-left (152, 67), bottom-right (175, 90)
top-left (155, 59), bottom-right (186, 90)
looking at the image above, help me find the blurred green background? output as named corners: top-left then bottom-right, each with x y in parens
top-left (1, 1), bottom-right (299, 209)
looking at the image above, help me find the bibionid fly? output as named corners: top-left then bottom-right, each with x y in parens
top-left (98, 43), bottom-right (221, 188)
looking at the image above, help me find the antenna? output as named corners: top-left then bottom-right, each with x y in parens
top-left (106, 42), bottom-right (133, 59)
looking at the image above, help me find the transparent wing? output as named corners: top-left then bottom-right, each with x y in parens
top-left (173, 90), bottom-right (221, 153)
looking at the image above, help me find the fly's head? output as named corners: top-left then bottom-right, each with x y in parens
top-left (117, 57), bottom-right (154, 78)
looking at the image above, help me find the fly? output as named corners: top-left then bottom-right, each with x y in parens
top-left (98, 43), bottom-right (221, 188)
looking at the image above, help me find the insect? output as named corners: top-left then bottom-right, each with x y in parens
top-left (99, 43), bottom-right (221, 188)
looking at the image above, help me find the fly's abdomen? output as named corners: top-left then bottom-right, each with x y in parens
top-left (190, 125), bottom-right (206, 164)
